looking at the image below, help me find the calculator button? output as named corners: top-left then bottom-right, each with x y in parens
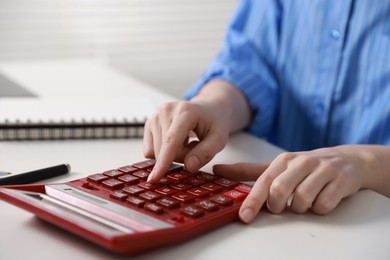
top-left (234, 184), bottom-right (253, 194)
top-left (132, 170), bottom-right (150, 180)
top-left (145, 203), bottom-right (164, 214)
top-left (118, 174), bottom-right (140, 185)
top-left (118, 165), bottom-right (138, 174)
top-left (133, 160), bottom-right (156, 170)
top-left (224, 190), bottom-right (247, 201)
top-left (87, 173), bottom-right (109, 184)
top-left (155, 187), bottom-right (178, 196)
top-left (103, 170), bottom-right (125, 178)
top-left (170, 183), bottom-right (191, 191)
top-left (138, 182), bottom-right (161, 191)
top-left (187, 188), bottom-right (209, 198)
top-left (123, 185), bottom-right (145, 195)
top-left (139, 191), bottom-right (162, 202)
top-left (158, 177), bottom-right (173, 186)
top-left (214, 178), bottom-right (238, 189)
top-left (157, 198), bottom-right (180, 209)
top-left (201, 183), bottom-right (223, 193)
top-left (102, 179), bottom-right (124, 190)
top-left (210, 195), bottom-right (233, 206)
top-left (127, 197), bottom-right (146, 208)
top-left (172, 192), bottom-right (195, 203)
top-left (181, 205), bottom-right (204, 218)
top-left (167, 172), bottom-right (189, 182)
top-left (81, 182), bottom-right (93, 189)
top-left (110, 191), bottom-right (128, 201)
top-left (197, 173), bottom-right (218, 182)
top-left (181, 170), bottom-right (200, 177)
top-left (184, 178), bottom-right (206, 187)
top-left (195, 200), bottom-right (219, 211)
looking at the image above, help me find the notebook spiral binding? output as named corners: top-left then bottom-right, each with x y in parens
top-left (0, 118), bottom-right (146, 141)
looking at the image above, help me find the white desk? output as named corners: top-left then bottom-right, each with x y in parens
top-left (1, 60), bottom-right (390, 260)
top-left (0, 58), bottom-right (174, 105)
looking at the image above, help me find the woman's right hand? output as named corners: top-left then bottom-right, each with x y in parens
top-left (144, 80), bottom-right (251, 182)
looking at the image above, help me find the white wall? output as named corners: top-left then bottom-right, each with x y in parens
top-left (0, 0), bottom-right (237, 98)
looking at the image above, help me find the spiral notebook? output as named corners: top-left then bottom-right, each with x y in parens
top-left (0, 97), bottom-right (156, 140)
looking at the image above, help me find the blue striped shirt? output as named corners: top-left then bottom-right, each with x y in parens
top-left (185, 0), bottom-right (390, 152)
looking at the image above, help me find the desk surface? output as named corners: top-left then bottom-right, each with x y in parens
top-left (0, 58), bottom-right (174, 105)
top-left (1, 60), bottom-right (390, 260)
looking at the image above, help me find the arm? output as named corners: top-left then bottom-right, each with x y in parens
top-left (362, 145), bottom-right (390, 197)
top-left (144, 0), bottom-right (281, 181)
top-left (144, 80), bottom-right (251, 182)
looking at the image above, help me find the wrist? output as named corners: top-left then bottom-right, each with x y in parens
top-left (191, 80), bottom-right (251, 133)
top-left (356, 145), bottom-right (390, 197)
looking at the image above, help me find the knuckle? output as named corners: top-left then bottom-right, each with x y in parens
top-left (276, 152), bottom-right (296, 163)
top-left (269, 179), bottom-right (289, 199)
top-left (267, 202), bottom-right (284, 214)
top-left (159, 102), bottom-right (176, 114)
top-left (318, 162), bottom-right (335, 174)
top-left (293, 188), bottom-right (313, 211)
top-left (143, 147), bottom-right (154, 158)
top-left (163, 132), bottom-right (175, 145)
top-left (296, 154), bottom-right (317, 168)
top-left (292, 205), bottom-right (307, 214)
top-left (175, 100), bottom-right (194, 114)
top-left (313, 198), bottom-right (336, 215)
top-left (145, 113), bottom-right (159, 127)
top-left (260, 173), bottom-right (274, 188)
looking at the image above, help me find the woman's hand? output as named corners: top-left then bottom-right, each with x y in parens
top-left (144, 99), bottom-right (230, 181)
top-left (214, 145), bottom-right (390, 223)
top-left (144, 80), bottom-right (252, 182)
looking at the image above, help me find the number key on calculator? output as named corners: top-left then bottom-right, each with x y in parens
top-left (0, 159), bottom-right (252, 255)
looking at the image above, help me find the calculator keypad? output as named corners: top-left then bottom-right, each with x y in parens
top-left (77, 160), bottom-right (252, 225)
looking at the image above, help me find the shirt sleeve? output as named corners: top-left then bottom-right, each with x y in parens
top-left (185, 0), bottom-right (282, 137)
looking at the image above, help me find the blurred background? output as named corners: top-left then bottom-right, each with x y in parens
top-left (0, 0), bottom-right (237, 98)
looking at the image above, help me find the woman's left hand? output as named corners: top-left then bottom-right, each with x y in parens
top-left (213, 145), bottom-right (390, 223)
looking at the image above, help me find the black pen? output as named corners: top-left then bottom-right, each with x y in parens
top-left (0, 164), bottom-right (71, 185)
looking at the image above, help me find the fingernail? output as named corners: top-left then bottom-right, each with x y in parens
top-left (240, 208), bottom-right (255, 223)
top-left (186, 155), bottom-right (200, 172)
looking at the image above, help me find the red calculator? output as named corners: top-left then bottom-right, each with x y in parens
top-left (0, 159), bottom-right (252, 255)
